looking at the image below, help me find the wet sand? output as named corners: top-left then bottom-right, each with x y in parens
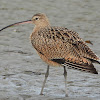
top-left (0, 0), bottom-right (100, 100)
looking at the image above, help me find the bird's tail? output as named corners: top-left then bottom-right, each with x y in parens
top-left (97, 58), bottom-right (100, 64)
top-left (51, 57), bottom-right (98, 74)
top-left (64, 61), bottom-right (98, 74)
top-left (88, 58), bottom-right (100, 64)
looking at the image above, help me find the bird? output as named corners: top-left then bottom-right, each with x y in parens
top-left (0, 13), bottom-right (100, 97)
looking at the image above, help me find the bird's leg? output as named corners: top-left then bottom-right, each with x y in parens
top-left (63, 66), bottom-right (68, 97)
top-left (40, 65), bottom-right (49, 95)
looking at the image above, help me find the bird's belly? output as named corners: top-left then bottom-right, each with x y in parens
top-left (37, 52), bottom-right (61, 67)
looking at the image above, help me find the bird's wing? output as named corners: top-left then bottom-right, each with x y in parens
top-left (33, 27), bottom-right (98, 74)
top-left (52, 27), bottom-right (99, 60)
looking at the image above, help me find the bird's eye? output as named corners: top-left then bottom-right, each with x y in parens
top-left (35, 17), bottom-right (39, 20)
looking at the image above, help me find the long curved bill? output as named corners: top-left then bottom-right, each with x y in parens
top-left (0, 19), bottom-right (32, 32)
top-left (0, 19), bottom-right (93, 45)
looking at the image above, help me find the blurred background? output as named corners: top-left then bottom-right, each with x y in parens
top-left (0, 0), bottom-right (100, 100)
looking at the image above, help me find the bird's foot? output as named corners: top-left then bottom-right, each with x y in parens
top-left (65, 94), bottom-right (68, 97)
top-left (40, 92), bottom-right (44, 95)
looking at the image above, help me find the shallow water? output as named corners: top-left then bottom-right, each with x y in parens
top-left (0, 0), bottom-right (100, 100)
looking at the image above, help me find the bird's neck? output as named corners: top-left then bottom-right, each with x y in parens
top-left (33, 22), bottom-right (50, 33)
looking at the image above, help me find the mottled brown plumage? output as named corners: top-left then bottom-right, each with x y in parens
top-left (0, 13), bottom-right (99, 96)
top-left (30, 13), bottom-right (99, 74)
top-left (30, 13), bottom-right (100, 96)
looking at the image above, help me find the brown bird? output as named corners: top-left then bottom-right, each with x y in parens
top-left (0, 13), bottom-right (100, 97)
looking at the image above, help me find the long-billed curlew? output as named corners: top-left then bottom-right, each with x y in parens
top-left (0, 13), bottom-right (100, 96)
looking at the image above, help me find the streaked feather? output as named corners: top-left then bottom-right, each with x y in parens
top-left (30, 14), bottom-right (99, 74)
